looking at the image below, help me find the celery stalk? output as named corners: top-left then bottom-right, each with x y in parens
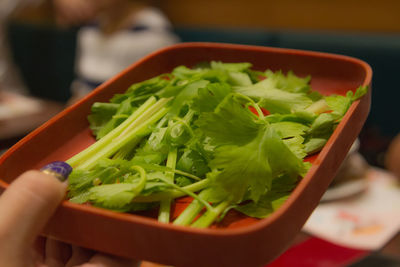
top-left (132, 179), bottom-right (210, 203)
top-left (67, 96), bottom-right (157, 168)
top-left (191, 200), bottom-right (230, 228)
top-left (158, 147), bottom-right (177, 223)
top-left (68, 98), bottom-right (171, 170)
top-left (173, 190), bottom-right (208, 226)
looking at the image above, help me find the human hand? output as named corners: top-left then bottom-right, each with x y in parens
top-left (0, 164), bottom-right (139, 267)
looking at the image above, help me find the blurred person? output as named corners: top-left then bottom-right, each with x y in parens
top-left (53, 0), bottom-right (179, 102)
top-left (0, 163), bottom-right (139, 267)
top-left (0, 0), bottom-right (32, 95)
top-left (385, 133), bottom-right (400, 181)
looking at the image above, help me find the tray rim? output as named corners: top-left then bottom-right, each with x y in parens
top-left (0, 42), bottom-right (372, 238)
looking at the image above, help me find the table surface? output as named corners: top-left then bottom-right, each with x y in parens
top-left (139, 230), bottom-right (400, 267)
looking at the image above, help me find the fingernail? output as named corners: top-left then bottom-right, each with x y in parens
top-left (40, 161), bottom-right (72, 182)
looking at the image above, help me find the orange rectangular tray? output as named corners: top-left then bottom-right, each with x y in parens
top-left (0, 43), bottom-right (371, 267)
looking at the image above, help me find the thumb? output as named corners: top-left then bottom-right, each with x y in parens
top-left (0, 164), bottom-right (70, 259)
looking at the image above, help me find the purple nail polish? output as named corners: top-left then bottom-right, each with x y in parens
top-left (40, 161), bottom-right (72, 182)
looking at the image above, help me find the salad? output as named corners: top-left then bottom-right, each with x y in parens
top-left (66, 61), bottom-right (367, 228)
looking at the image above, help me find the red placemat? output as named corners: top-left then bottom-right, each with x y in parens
top-left (267, 237), bottom-right (369, 267)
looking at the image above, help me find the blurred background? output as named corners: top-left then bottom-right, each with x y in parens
top-left (1, 0), bottom-right (400, 266)
top-left (1, 0), bottom-right (399, 168)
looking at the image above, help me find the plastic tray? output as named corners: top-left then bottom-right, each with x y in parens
top-left (0, 43), bottom-right (372, 267)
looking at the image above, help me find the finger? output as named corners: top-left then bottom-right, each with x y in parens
top-left (78, 253), bottom-right (140, 267)
top-left (139, 262), bottom-right (164, 267)
top-left (44, 238), bottom-right (72, 267)
top-left (90, 253), bottom-right (140, 267)
top-left (0, 170), bottom-right (67, 257)
top-left (65, 245), bottom-right (95, 267)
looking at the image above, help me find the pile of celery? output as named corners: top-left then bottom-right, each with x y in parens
top-left (66, 61), bottom-right (367, 228)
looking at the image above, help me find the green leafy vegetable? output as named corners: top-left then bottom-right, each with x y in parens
top-left (66, 61), bottom-right (368, 228)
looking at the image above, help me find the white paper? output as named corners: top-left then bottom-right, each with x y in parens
top-left (303, 168), bottom-right (400, 250)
